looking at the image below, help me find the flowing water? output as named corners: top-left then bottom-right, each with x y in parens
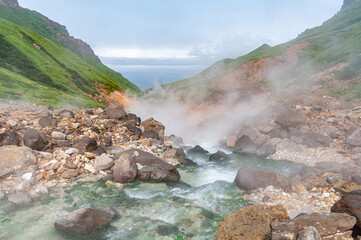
top-left (0, 147), bottom-right (302, 239)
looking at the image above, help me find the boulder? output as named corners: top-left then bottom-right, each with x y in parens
top-left (38, 115), bottom-right (58, 128)
top-left (276, 109), bottom-right (307, 128)
top-left (233, 135), bottom-right (257, 155)
top-left (234, 167), bottom-right (292, 192)
top-left (92, 206), bottom-right (119, 221)
top-left (94, 153), bottom-right (114, 171)
top-left (124, 124), bottom-right (142, 138)
top-left (209, 150), bottom-right (230, 161)
top-left (256, 143), bottom-right (276, 158)
top-left (271, 212), bottom-right (356, 240)
top-left (140, 117), bottom-right (165, 140)
top-left (142, 130), bottom-right (159, 139)
top-left (347, 128), bottom-right (361, 147)
top-left (7, 192), bottom-right (32, 205)
top-left (54, 207), bottom-right (114, 235)
top-left (163, 147), bottom-right (187, 165)
top-left (302, 133), bottom-right (332, 148)
top-left (113, 150), bottom-right (138, 183)
top-left (72, 137), bottom-right (97, 153)
top-left (297, 226), bottom-right (321, 240)
top-left (331, 190), bottom-right (361, 229)
top-left (0, 130), bottom-right (20, 146)
top-left (104, 105), bottom-right (127, 120)
top-left (61, 169), bottom-right (78, 179)
top-left (270, 127), bottom-right (289, 139)
top-left (23, 129), bottom-right (50, 151)
top-left (59, 109), bottom-right (75, 119)
top-left (51, 131), bottom-right (66, 140)
top-left (0, 145), bottom-right (36, 171)
top-left (187, 145), bottom-right (209, 155)
top-left (216, 205), bottom-right (289, 240)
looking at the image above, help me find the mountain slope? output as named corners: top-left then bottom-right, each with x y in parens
top-left (162, 0), bottom-right (361, 100)
top-left (0, 17), bottom-right (133, 107)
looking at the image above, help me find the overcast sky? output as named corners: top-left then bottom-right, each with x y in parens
top-left (18, 0), bottom-right (343, 88)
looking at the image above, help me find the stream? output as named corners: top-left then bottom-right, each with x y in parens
top-left (0, 146), bottom-right (302, 239)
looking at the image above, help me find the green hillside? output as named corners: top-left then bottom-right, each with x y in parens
top-left (0, 17), bottom-right (136, 107)
top-left (163, 0), bottom-right (361, 98)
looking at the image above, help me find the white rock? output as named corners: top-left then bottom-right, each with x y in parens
top-left (22, 172), bottom-right (33, 181)
top-left (44, 160), bottom-right (60, 170)
top-left (51, 131), bottom-right (66, 140)
top-left (84, 164), bottom-right (97, 174)
top-left (65, 148), bottom-right (79, 155)
top-left (322, 192), bottom-right (330, 198)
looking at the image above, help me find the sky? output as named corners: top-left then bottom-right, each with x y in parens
top-left (19, 0), bottom-right (343, 89)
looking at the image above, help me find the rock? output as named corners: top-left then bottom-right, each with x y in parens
top-left (0, 145), bottom-right (36, 171)
top-left (327, 174), bottom-right (343, 184)
top-left (44, 160), bottom-right (60, 171)
top-left (72, 137), bottom-right (98, 153)
top-left (163, 148), bottom-right (187, 165)
top-left (105, 146), bottom-right (124, 156)
top-left (94, 153), bottom-right (114, 171)
top-left (0, 167), bottom-right (12, 179)
top-left (276, 109), bottom-right (307, 128)
top-left (65, 148), bottom-right (79, 155)
top-left (234, 167), bottom-right (292, 192)
top-left (187, 145), bottom-right (209, 155)
top-left (59, 109), bottom-right (75, 119)
top-left (38, 115), bottom-right (58, 127)
top-left (271, 212), bottom-right (356, 240)
top-left (54, 208), bottom-right (111, 235)
top-left (270, 127), bottom-right (289, 139)
top-left (61, 169), bottom-right (78, 179)
top-left (209, 150), bottom-right (230, 161)
top-left (104, 105), bottom-right (127, 120)
top-left (0, 130), bottom-right (20, 146)
top-left (92, 206), bottom-right (119, 221)
top-left (347, 128), bottom-right (361, 147)
top-left (113, 150), bottom-right (138, 183)
top-left (124, 124), bottom-right (142, 138)
top-left (8, 192), bottom-right (32, 205)
top-left (256, 143), bottom-right (277, 157)
top-left (216, 205), bottom-right (289, 240)
top-left (297, 226), bottom-right (322, 240)
top-left (84, 164), bottom-right (97, 174)
top-left (331, 190), bottom-right (361, 229)
top-left (23, 129), bottom-right (50, 151)
top-left (302, 133), bottom-right (332, 148)
top-left (100, 136), bottom-right (112, 146)
top-left (140, 117), bottom-right (165, 141)
top-left (51, 131), bottom-right (66, 140)
top-left (21, 172), bottom-right (33, 181)
top-left (142, 130), bottom-right (159, 139)
top-left (233, 135), bottom-right (257, 155)
top-left (157, 225), bottom-right (183, 236)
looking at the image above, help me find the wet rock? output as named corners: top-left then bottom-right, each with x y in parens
top-left (271, 212), bottom-right (356, 240)
top-left (8, 192), bottom-right (32, 205)
top-left (140, 117), bottom-right (165, 141)
top-left (216, 205), bottom-right (289, 240)
top-left (23, 129), bottom-right (50, 151)
top-left (142, 130), bottom-right (159, 139)
top-left (72, 137), bottom-right (97, 153)
top-left (104, 105), bottom-right (127, 120)
top-left (331, 190), bottom-right (361, 229)
top-left (297, 226), bottom-right (322, 240)
top-left (0, 130), bottom-right (20, 146)
top-left (187, 145), bottom-right (209, 155)
top-left (54, 208), bottom-right (111, 235)
top-left (233, 135), bottom-right (257, 155)
top-left (113, 150), bottom-right (138, 183)
top-left (51, 131), bottom-right (66, 140)
top-left (163, 147), bottom-right (187, 165)
top-left (276, 109), bottom-right (307, 128)
top-left (347, 128), bottom-right (361, 147)
top-left (0, 145), bottom-right (36, 171)
top-left (234, 167), bottom-right (292, 192)
top-left (94, 153), bottom-right (114, 171)
top-left (92, 206), bottom-right (119, 221)
top-left (302, 132), bottom-right (332, 148)
top-left (38, 115), bottom-right (58, 128)
top-left (61, 169), bottom-right (78, 179)
top-left (209, 150), bottom-right (230, 161)
top-left (59, 109), bottom-right (74, 119)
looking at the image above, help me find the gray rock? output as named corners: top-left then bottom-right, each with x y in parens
top-left (8, 192), bottom-right (32, 205)
top-left (51, 131), bottom-right (66, 140)
top-left (105, 146), bottom-right (124, 156)
top-left (270, 127), bottom-right (289, 139)
top-left (104, 105), bottom-right (127, 120)
top-left (94, 153), bottom-right (114, 171)
top-left (38, 115), bottom-right (58, 128)
top-left (0, 130), bottom-right (20, 146)
top-left (209, 150), bottom-right (230, 161)
top-left (59, 109), bottom-right (75, 119)
top-left (302, 133), bottom-right (332, 148)
top-left (256, 143), bottom-right (276, 157)
top-left (72, 137), bottom-right (97, 153)
top-left (113, 151), bottom-right (138, 183)
top-left (327, 174), bottom-right (343, 184)
top-left (92, 206), bottom-right (119, 221)
top-left (187, 145), bottom-right (209, 155)
top-left (163, 147), bottom-right (187, 165)
top-left (347, 128), bottom-right (361, 147)
top-left (0, 145), bottom-right (36, 171)
top-left (0, 167), bottom-right (12, 179)
top-left (23, 129), bottom-right (50, 151)
top-left (276, 109), bottom-right (307, 128)
top-left (297, 226), bottom-right (321, 240)
top-left (233, 135), bottom-right (257, 155)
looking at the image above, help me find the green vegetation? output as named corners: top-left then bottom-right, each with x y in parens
top-left (0, 17), bottom-right (137, 107)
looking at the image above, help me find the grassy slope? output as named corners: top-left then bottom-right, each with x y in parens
top-left (164, 0), bottom-right (361, 97)
top-left (0, 4), bottom-right (139, 94)
top-left (0, 17), bottom-right (130, 107)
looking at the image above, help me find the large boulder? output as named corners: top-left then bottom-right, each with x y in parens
top-left (140, 117), bottom-right (165, 141)
top-left (59, 109), bottom-right (75, 119)
top-left (113, 150), bottom-right (138, 183)
top-left (271, 212), bottom-right (356, 240)
top-left (302, 133), bottom-right (332, 148)
top-left (23, 129), bottom-right (50, 151)
top-left (0, 130), bottom-right (20, 146)
top-left (187, 145), bottom-right (209, 155)
top-left (38, 115), bottom-right (58, 128)
top-left (234, 167), bottom-right (292, 192)
top-left (72, 137), bottom-right (98, 153)
top-left (297, 226), bottom-right (321, 240)
top-left (233, 135), bottom-right (257, 155)
top-left (124, 125), bottom-right (142, 138)
top-left (163, 147), bottom-right (187, 165)
top-left (54, 207), bottom-right (118, 235)
top-left (216, 205), bottom-right (289, 240)
top-left (275, 109), bottom-right (307, 128)
top-left (104, 105), bottom-right (127, 120)
top-left (209, 150), bottom-right (230, 161)
top-left (7, 192), bottom-right (32, 205)
top-left (0, 145), bottom-right (36, 171)
top-left (347, 128), bottom-right (361, 147)
top-left (331, 190), bottom-right (361, 229)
